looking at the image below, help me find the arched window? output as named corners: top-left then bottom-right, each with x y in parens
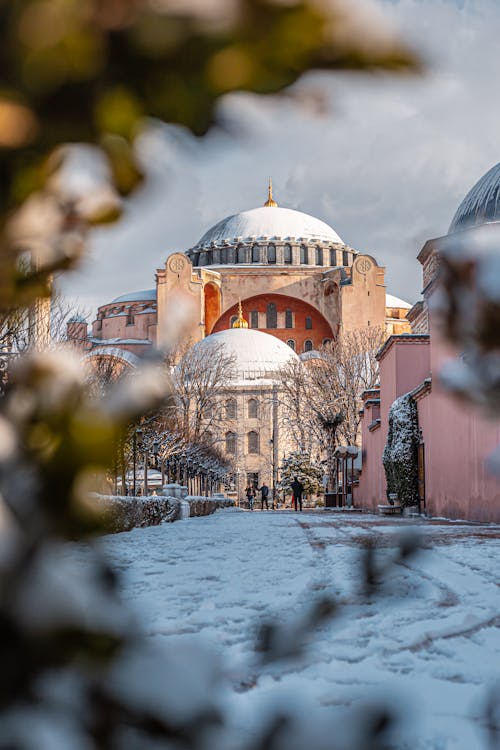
top-left (220, 248), bottom-right (227, 264)
top-left (287, 339), bottom-right (296, 351)
top-left (315, 246), bottom-right (323, 266)
top-left (193, 253), bottom-right (200, 266)
top-left (300, 245), bottom-right (308, 264)
top-left (267, 244), bottom-right (276, 264)
top-left (304, 339), bottom-right (313, 352)
top-left (238, 245), bottom-right (247, 263)
top-left (266, 302), bottom-right (277, 329)
top-left (247, 431), bottom-right (259, 454)
top-left (329, 248), bottom-right (336, 266)
top-left (285, 309), bottom-right (293, 329)
top-left (284, 244), bottom-right (292, 263)
top-left (230, 315), bottom-right (238, 328)
top-left (250, 310), bottom-right (258, 329)
top-left (225, 398), bottom-right (237, 419)
top-left (126, 308), bottom-right (135, 325)
top-left (200, 252), bottom-right (208, 265)
top-left (248, 399), bottom-right (259, 419)
top-left (305, 316), bottom-right (312, 330)
top-left (225, 431), bottom-right (236, 454)
top-left (252, 244), bottom-right (260, 262)
top-left (342, 250), bottom-right (349, 266)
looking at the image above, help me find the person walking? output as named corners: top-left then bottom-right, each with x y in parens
top-left (290, 476), bottom-right (304, 512)
top-left (259, 483), bottom-right (269, 510)
top-left (245, 484), bottom-right (255, 510)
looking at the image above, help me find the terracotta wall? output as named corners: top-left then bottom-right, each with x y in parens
top-left (212, 293), bottom-right (334, 352)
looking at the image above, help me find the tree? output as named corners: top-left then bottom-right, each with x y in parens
top-left (169, 340), bottom-right (236, 446)
top-left (277, 450), bottom-right (324, 497)
top-left (318, 326), bottom-right (385, 446)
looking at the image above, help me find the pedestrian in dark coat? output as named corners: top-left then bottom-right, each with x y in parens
top-left (259, 483), bottom-right (270, 510)
top-left (290, 477), bottom-right (304, 512)
top-left (245, 484), bottom-right (255, 510)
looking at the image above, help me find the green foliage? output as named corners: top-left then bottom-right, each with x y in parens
top-left (278, 450), bottom-right (323, 496)
top-left (382, 393), bottom-right (419, 508)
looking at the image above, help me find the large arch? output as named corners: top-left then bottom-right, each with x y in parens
top-left (204, 282), bottom-right (222, 335)
top-left (212, 293), bottom-right (335, 351)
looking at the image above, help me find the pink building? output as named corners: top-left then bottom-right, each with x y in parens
top-left (357, 161), bottom-right (500, 523)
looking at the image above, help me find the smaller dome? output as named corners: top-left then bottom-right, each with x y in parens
top-left (188, 328), bottom-right (299, 382)
top-left (67, 314), bottom-right (87, 324)
top-left (111, 289), bottom-right (157, 304)
top-left (449, 161), bottom-right (500, 234)
top-left (386, 293), bottom-right (411, 309)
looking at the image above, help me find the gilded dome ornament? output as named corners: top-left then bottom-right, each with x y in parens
top-left (264, 177), bottom-right (278, 207)
top-left (232, 299), bottom-right (249, 328)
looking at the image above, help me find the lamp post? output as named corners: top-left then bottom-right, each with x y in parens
top-left (133, 428), bottom-right (143, 496)
top-left (152, 440), bottom-right (160, 494)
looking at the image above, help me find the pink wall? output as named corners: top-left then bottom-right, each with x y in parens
top-left (417, 323), bottom-right (500, 522)
top-left (357, 338), bottom-right (430, 510)
top-left (357, 328), bottom-right (500, 522)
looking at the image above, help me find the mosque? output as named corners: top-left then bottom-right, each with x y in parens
top-left (70, 183), bottom-right (411, 493)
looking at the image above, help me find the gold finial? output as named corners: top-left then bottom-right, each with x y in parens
top-left (232, 299), bottom-right (248, 328)
top-left (264, 177), bottom-right (278, 207)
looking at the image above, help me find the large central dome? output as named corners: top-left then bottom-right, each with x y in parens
top-left (188, 328), bottom-right (299, 382)
top-left (195, 206), bottom-right (343, 248)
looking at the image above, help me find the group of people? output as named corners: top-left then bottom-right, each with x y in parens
top-left (244, 477), bottom-right (304, 511)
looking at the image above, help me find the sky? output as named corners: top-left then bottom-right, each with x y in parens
top-left (62, 0), bottom-right (500, 316)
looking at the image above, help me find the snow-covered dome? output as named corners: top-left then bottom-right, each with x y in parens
top-left (189, 328), bottom-right (299, 382)
top-left (195, 206), bottom-right (343, 248)
top-left (386, 293), bottom-right (411, 309)
top-left (449, 161), bottom-right (500, 234)
top-left (111, 289), bottom-right (157, 304)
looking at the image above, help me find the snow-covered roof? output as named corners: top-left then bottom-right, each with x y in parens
top-left (67, 314), bottom-right (87, 324)
top-left (386, 293), bottom-right (412, 309)
top-left (194, 206), bottom-right (343, 248)
top-left (449, 161), bottom-right (500, 233)
top-left (110, 289), bottom-right (157, 304)
top-left (187, 328), bottom-right (299, 381)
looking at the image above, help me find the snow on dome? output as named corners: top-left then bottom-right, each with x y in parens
top-left (189, 328), bottom-right (299, 382)
top-left (449, 161), bottom-right (500, 234)
top-left (195, 206), bottom-right (343, 247)
top-left (386, 293), bottom-right (411, 309)
top-left (111, 289), bottom-right (157, 304)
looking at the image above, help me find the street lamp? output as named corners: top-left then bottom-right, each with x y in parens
top-left (133, 428), bottom-right (143, 496)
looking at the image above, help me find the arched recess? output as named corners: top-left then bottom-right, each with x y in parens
top-left (204, 282), bottom-right (222, 336)
top-left (212, 293), bottom-right (335, 351)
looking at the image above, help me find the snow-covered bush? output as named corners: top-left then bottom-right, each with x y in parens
top-left (383, 393), bottom-right (419, 507)
top-left (278, 451), bottom-right (324, 496)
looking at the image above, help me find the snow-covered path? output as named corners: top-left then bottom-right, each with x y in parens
top-left (101, 510), bottom-right (500, 749)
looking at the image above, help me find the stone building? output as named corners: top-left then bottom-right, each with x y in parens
top-left (71, 184), bottom-right (411, 490)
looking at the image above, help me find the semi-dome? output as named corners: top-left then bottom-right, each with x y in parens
top-left (188, 328), bottom-right (299, 382)
top-left (195, 206), bottom-right (343, 248)
top-left (449, 161), bottom-right (500, 234)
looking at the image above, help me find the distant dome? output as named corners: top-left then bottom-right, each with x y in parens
top-left (188, 328), bottom-right (299, 382)
top-left (195, 206), bottom-right (343, 247)
top-left (386, 293), bottom-right (411, 309)
top-left (111, 289), bottom-right (157, 304)
top-left (449, 161), bottom-right (500, 234)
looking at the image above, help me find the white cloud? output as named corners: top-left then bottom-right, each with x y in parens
top-left (62, 0), bottom-right (500, 313)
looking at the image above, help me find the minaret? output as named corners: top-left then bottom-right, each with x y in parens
top-left (264, 177), bottom-right (278, 207)
top-left (232, 299), bottom-right (249, 328)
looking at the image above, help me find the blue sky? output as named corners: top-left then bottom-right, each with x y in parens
top-left (62, 0), bottom-right (500, 315)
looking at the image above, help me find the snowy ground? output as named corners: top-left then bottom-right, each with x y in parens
top-left (99, 510), bottom-right (500, 749)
